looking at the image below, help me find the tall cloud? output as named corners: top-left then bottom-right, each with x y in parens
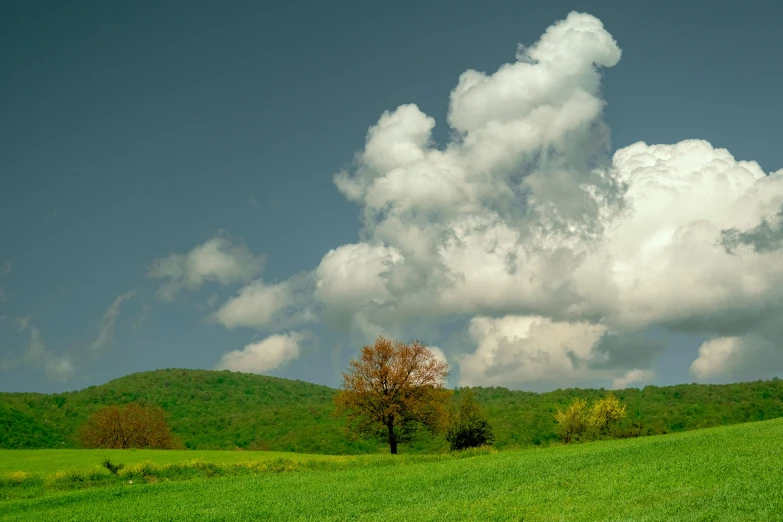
top-left (148, 233), bottom-right (265, 301)
top-left (219, 12), bottom-right (782, 388)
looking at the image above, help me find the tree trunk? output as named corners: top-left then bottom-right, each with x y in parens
top-left (387, 423), bottom-right (398, 455)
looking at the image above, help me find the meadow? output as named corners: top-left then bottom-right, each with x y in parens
top-left (1, 418), bottom-right (781, 521)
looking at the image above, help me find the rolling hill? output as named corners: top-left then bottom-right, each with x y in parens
top-left (1, 369), bottom-right (782, 453)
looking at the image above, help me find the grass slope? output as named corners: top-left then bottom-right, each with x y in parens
top-left (2, 369), bottom-right (783, 453)
top-left (1, 418), bottom-right (781, 521)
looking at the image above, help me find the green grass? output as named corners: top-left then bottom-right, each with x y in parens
top-left (3, 368), bottom-right (783, 453)
top-left (0, 448), bottom-right (337, 475)
top-left (1, 418), bottom-right (781, 521)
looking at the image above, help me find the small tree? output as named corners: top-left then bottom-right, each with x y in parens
top-left (554, 397), bottom-right (590, 443)
top-left (78, 403), bottom-right (180, 449)
top-left (446, 389), bottom-right (494, 451)
top-left (335, 336), bottom-right (452, 454)
top-left (589, 393), bottom-right (627, 436)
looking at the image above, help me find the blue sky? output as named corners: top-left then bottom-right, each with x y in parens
top-left (2, 1), bottom-right (782, 393)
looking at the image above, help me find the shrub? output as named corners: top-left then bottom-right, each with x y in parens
top-left (446, 390), bottom-right (495, 451)
top-left (101, 458), bottom-right (125, 475)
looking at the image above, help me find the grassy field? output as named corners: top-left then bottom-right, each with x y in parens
top-left (1, 418), bottom-right (781, 521)
top-left (0, 448), bottom-right (338, 475)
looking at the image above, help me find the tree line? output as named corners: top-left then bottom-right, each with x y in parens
top-left (68, 336), bottom-right (782, 452)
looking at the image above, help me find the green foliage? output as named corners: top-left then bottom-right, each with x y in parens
top-left (0, 369), bottom-right (382, 454)
top-left (1, 419), bottom-right (782, 519)
top-left (554, 397), bottom-right (590, 443)
top-left (589, 393), bottom-right (627, 437)
top-left (554, 394), bottom-right (628, 443)
top-left (446, 389), bottom-right (494, 450)
top-left (2, 369), bottom-right (783, 453)
top-left (0, 402), bottom-right (63, 448)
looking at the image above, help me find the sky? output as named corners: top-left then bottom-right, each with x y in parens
top-left (1, 0), bottom-right (782, 394)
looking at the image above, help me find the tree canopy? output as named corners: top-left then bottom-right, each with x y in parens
top-left (78, 402), bottom-right (180, 449)
top-left (335, 337), bottom-right (452, 454)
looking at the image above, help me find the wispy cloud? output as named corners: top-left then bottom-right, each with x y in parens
top-left (15, 315), bottom-right (31, 332)
top-left (1, 262), bottom-right (11, 276)
top-left (130, 300), bottom-right (151, 331)
top-left (0, 351), bottom-right (18, 371)
top-left (88, 290), bottom-right (135, 353)
top-left (21, 326), bottom-right (74, 382)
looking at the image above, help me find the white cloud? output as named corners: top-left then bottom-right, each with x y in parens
top-left (195, 12), bottom-right (783, 388)
top-left (214, 332), bottom-right (303, 373)
top-left (214, 273), bottom-right (315, 330)
top-left (612, 369), bottom-right (655, 389)
top-left (458, 315), bottom-right (608, 388)
top-left (2, 262), bottom-right (11, 276)
top-left (427, 346), bottom-right (449, 367)
top-left (88, 290), bottom-right (135, 353)
top-left (214, 280), bottom-right (290, 328)
top-left (306, 12), bottom-right (783, 386)
top-left (148, 233), bottom-right (264, 301)
top-left (689, 333), bottom-right (782, 382)
top-left (690, 337), bottom-right (743, 381)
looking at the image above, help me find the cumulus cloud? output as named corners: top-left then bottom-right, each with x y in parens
top-left (690, 331), bottom-right (783, 383)
top-left (88, 290), bottom-right (135, 353)
top-left (612, 369), bottom-right (655, 389)
top-left (214, 332), bottom-right (303, 373)
top-left (207, 12), bottom-right (782, 388)
top-left (148, 233), bottom-right (265, 301)
top-left (458, 315), bottom-right (609, 388)
top-left (214, 273), bottom-right (315, 330)
top-left (425, 346), bottom-right (450, 370)
top-left (720, 205), bottom-right (783, 254)
top-left (308, 12), bottom-right (783, 387)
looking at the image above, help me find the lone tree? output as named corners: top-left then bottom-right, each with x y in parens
top-left (335, 336), bottom-right (451, 454)
top-left (446, 389), bottom-right (494, 451)
top-left (78, 403), bottom-right (180, 449)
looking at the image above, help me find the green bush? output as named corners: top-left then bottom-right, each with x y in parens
top-left (446, 390), bottom-right (495, 451)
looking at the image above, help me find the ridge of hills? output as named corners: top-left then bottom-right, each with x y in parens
top-left (2, 368), bottom-right (782, 453)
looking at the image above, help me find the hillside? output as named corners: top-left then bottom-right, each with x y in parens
top-left (1, 369), bottom-right (782, 453)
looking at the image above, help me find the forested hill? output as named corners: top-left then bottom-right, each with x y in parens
top-left (2, 369), bottom-right (782, 453)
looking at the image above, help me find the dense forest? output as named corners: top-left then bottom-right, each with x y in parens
top-left (2, 369), bottom-right (782, 453)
